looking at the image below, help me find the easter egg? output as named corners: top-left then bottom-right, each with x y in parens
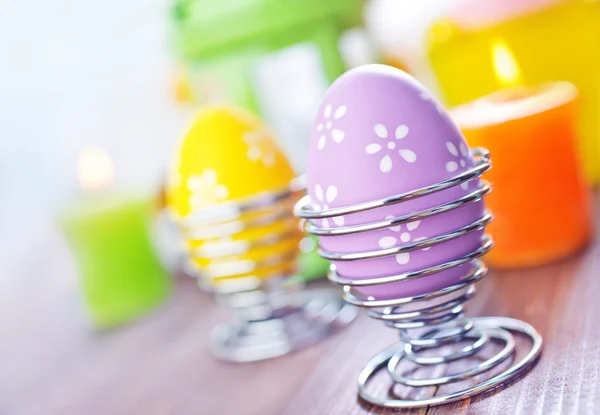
top-left (306, 65), bottom-right (487, 299)
top-left (167, 106), bottom-right (301, 284)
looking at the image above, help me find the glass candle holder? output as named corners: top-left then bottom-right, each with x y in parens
top-left (451, 81), bottom-right (593, 268)
top-left (427, 0), bottom-right (600, 183)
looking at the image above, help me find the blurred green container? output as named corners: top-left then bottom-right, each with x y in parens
top-left (60, 195), bottom-right (171, 329)
top-left (169, 0), bottom-right (364, 170)
top-left (169, 0), bottom-right (366, 282)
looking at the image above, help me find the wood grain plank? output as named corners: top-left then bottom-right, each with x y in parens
top-left (2, 196), bottom-right (600, 414)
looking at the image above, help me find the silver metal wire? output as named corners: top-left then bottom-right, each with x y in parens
top-left (294, 147), bottom-right (542, 408)
top-left (179, 180), bottom-right (356, 362)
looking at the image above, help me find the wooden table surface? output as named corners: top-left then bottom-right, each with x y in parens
top-left (3, 197), bottom-right (600, 415)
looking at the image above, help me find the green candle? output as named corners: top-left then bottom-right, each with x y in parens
top-left (61, 195), bottom-right (171, 329)
top-left (60, 148), bottom-right (171, 329)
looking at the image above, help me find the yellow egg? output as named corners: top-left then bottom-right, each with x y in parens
top-left (167, 106), bottom-right (301, 284)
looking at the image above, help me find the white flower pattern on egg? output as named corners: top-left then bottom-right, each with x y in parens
top-left (243, 130), bottom-right (275, 166)
top-left (313, 184), bottom-right (345, 228)
top-left (316, 104), bottom-right (347, 150)
top-left (378, 217), bottom-right (430, 265)
top-left (445, 141), bottom-right (470, 190)
top-left (365, 123), bottom-right (417, 173)
top-left (187, 169), bottom-right (229, 209)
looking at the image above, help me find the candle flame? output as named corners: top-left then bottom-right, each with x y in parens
top-left (78, 146), bottom-right (114, 191)
top-left (491, 39), bottom-right (521, 87)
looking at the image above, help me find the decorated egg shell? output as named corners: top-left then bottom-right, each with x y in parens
top-left (307, 65), bottom-right (486, 300)
top-left (167, 106), bottom-right (300, 283)
top-left (187, 218), bottom-right (299, 282)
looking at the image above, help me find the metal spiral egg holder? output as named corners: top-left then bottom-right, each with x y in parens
top-left (295, 148), bottom-right (542, 408)
top-left (181, 180), bottom-right (357, 363)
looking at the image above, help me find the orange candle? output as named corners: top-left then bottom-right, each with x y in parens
top-left (451, 82), bottom-right (593, 268)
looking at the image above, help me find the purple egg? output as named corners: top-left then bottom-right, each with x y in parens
top-left (306, 65), bottom-right (486, 300)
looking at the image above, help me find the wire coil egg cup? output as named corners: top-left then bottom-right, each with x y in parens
top-left (295, 148), bottom-right (542, 408)
top-left (181, 178), bottom-right (357, 363)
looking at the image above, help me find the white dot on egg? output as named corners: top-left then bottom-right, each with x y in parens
top-left (396, 253), bottom-right (410, 265)
top-left (332, 216), bottom-right (345, 226)
top-left (446, 141), bottom-right (458, 157)
top-left (203, 169), bottom-right (218, 184)
top-left (187, 176), bottom-right (201, 191)
top-left (380, 155), bottom-right (393, 173)
top-left (315, 184), bottom-right (324, 201)
top-left (247, 146), bottom-right (261, 161)
top-left (446, 161), bottom-right (458, 173)
top-left (387, 142), bottom-right (396, 150)
top-left (365, 143), bottom-right (381, 154)
top-left (331, 129), bottom-right (344, 143)
top-left (406, 221), bottom-right (420, 231)
top-left (264, 152), bottom-right (275, 166)
top-left (215, 185), bottom-right (229, 200)
top-left (400, 232), bottom-right (411, 243)
top-left (374, 124), bottom-right (388, 139)
top-left (379, 236), bottom-right (397, 249)
top-left (334, 105), bottom-right (347, 119)
top-left (395, 125), bottom-right (409, 139)
top-left (326, 121), bottom-right (332, 130)
top-left (460, 159), bottom-right (466, 167)
top-left (317, 135), bottom-right (326, 150)
top-left (326, 185), bottom-right (338, 203)
top-left (399, 149), bottom-right (417, 163)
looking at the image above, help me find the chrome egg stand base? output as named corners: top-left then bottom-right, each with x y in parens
top-left (210, 278), bottom-right (355, 362)
top-left (183, 185), bottom-right (357, 363)
top-left (296, 149), bottom-right (542, 408)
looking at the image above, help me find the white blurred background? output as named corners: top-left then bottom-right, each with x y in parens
top-left (0, 0), bottom-right (453, 250)
top-left (0, 0), bottom-right (187, 221)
